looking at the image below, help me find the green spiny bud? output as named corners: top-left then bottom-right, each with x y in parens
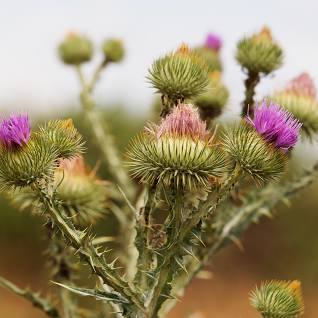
top-left (102, 38), bottom-right (125, 63)
top-left (222, 124), bottom-right (286, 182)
top-left (193, 47), bottom-right (222, 73)
top-left (0, 133), bottom-right (58, 190)
top-left (147, 44), bottom-right (209, 104)
top-left (194, 71), bottom-right (229, 120)
top-left (39, 119), bottom-right (84, 160)
top-left (250, 280), bottom-right (304, 318)
top-left (126, 104), bottom-right (228, 190)
top-left (58, 32), bottom-right (93, 65)
top-left (236, 27), bottom-right (283, 74)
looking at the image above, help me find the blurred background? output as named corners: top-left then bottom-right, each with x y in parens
top-left (0, 0), bottom-right (318, 317)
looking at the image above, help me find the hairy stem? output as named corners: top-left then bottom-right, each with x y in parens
top-left (241, 70), bottom-right (260, 117)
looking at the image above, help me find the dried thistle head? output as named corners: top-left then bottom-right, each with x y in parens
top-left (250, 280), bottom-right (304, 318)
top-left (58, 32), bottom-right (93, 65)
top-left (147, 44), bottom-right (209, 104)
top-left (236, 26), bottom-right (283, 74)
top-left (127, 104), bottom-right (228, 190)
top-left (271, 73), bottom-right (318, 139)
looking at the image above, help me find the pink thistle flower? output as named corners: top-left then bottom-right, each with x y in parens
top-left (247, 101), bottom-right (301, 150)
top-left (205, 33), bottom-right (222, 51)
top-left (155, 104), bottom-right (208, 140)
top-left (285, 73), bottom-right (316, 98)
top-left (0, 114), bottom-right (31, 149)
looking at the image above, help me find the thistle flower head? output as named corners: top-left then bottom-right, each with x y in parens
top-left (102, 38), bottom-right (125, 63)
top-left (205, 33), bottom-right (222, 51)
top-left (0, 114), bottom-right (30, 149)
top-left (250, 280), bottom-right (304, 318)
top-left (285, 73), bottom-right (316, 98)
top-left (247, 101), bottom-right (301, 150)
top-left (155, 104), bottom-right (208, 140)
top-left (252, 26), bottom-right (273, 44)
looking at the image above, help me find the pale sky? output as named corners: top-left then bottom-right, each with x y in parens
top-left (0, 0), bottom-right (318, 118)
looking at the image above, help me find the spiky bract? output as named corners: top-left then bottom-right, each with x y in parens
top-left (102, 38), bottom-right (125, 63)
top-left (271, 92), bottom-right (318, 140)
top-left (195, 72), bottom-right (229, 120)
top-left (39, 119), bottom-right (84, 160)
top-left (58, 33), bottom-right (93, 65)
top-left (194, 47), bottom-right (222, 73)
top-left (236, 28), bottom-right (283, 74)
top-left (0, 134), bottom-right (58, 190)
top-left (223, 124), bottom-right (286, 182)
top-left (126, 134), bottom-right (227, 190)
top-left (250, 280), bottom-right (304, 318)
top-left (147, 46), bottom-right (209, 103)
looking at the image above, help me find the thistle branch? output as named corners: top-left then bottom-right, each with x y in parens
top-left (0, 275), bottom-right (60, 318)
top-left (241, 70), bottom-right (260, 117)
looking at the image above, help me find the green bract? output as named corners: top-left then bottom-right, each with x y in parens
top-left (222, 124), bottom-right (286, 182)
top-left (126, 134), bottom-right (228, 190)
top-left (58, 33), bottom-right (93, 65)
top-left (236, 37), bottom-right (283, 74)
top-left (39, 119), bottom-right (84, 160)
top-left (147, 50), bottom-right (209, 103)
top-left (0, 134), bottom-right (58, 190)
top-left (250, 280), bottom-right (304, 318)
top-left (193, 47), bottom-right (222, 72)
top-left (102, 38), bottom-right (125, 63)
top-left (271, 92), bottom-right (318, 140)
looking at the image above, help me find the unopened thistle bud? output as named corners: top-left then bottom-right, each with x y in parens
top-left (250, 280), bottom-right (304, 318)
top-left (55, 156), bottom-right (108, 225)
top-left (58, 32), bottom-right (93, 65)
top-left (126, 104), bottom-right (227, 190)
top-left (147, 44), bottom-right (209, 104)
top-left (236, 26), bottom-right (283, 74)
top-left (195, 71), bottom-right (229, 120)
top-left (223, 102), bottom-right (300, 182)
top-left (204, 33), bottom-right (222, 52)
top-left (271, 73), bottom-right (318, 139)
top-left (102, 38), bottom-right (125, 63)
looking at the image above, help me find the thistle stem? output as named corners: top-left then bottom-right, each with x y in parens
top-left (241, 70), bottom-right (260, 117)
top-left (0, 275), bottom-right (60, 318)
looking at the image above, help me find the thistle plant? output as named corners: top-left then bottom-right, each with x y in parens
top-left (0, 28), bottom-right (317, 318)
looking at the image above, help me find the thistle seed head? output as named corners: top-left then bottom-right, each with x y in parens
top-left (250, 280), bottom-right (304, 318)
top-left (0, 114), bottom-right (30, 149)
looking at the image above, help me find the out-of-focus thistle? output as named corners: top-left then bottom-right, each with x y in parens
top-left (102, 38), bottom-right (125, 63)
top-left (205, 33), bottom-right (222, 52)
top-left (223, 101), bottom-right (301, 182)
top-left (54, 156), bottom-right (109, 225)
top-left (58, 32), bottom-right (93, 65)
top-left (147, 44), bottom-right (209, 115)
top-left (271, 73), bottom-right (318, 139)
top-left (250, 280), bottom-right (304, 318)
top-left (236, 27), bottom-right (283, 116)
top-left (195, 71), bottom-right (229, 122)
top-left (126, 104), bottom-right (228, 190)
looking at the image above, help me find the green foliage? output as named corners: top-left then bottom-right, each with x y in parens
top-left (222, 124), bottom-right (286, 182)
top-left (58, 33), bottom-right (93, 65)
top-left (126, 134), bottom-right (228, 190)
top-left (147, 49), bottom-right (209, 103)
top-left (250, 280), bottom-right (304, 318)
top-left (102, 38), bottom-right (125, 63)
top-left (271, 92), bottom-right (318, 139)
top-left (236, 37), bottom-right (283, 74)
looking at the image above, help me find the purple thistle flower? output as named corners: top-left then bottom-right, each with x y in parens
top-left (205, 33), bottom-right (222, 51)
top-left (247, 101), bottom-right (301, 150)
top-left (0, 114), bottom-right (31, 149)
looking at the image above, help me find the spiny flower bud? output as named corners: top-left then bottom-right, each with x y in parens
top-left (205, 33), bottom-right (222, 52)
top-left (236, 26), bottom-right (283, 74)
top-left (271, 73), bottom-right (318, 139)
top-left (195, 71), bottom-right (229, 120)
top-left (193, 47), bottom-right (222, 73)
top-left (250, 280), bottom-right (304, 318)
top-left (147, 44), bottom-right (209, 104)
top-left (102, 38), bottom-right (125, 63)
top-left (223, 101), bottom-right (300, 182)
top-left (58, 32), bottom-right (93, 65)
top-left (0, 114), bottom-right (30, 149)
top-left (55, 156), bottom-right (109, 225)
top-left (127, 104), bottom-right (228, 190)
